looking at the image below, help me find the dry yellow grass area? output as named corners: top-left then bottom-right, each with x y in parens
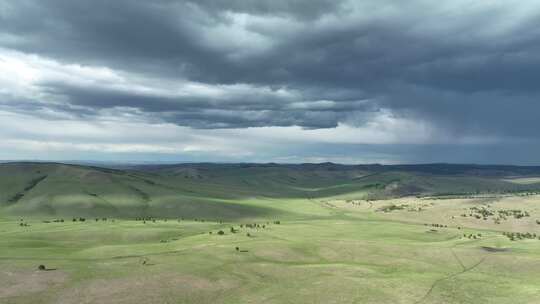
top-left (330, 195), bottom-right (540, 234)
top-left (502, 177), bottom-right (540, 184)
top-left (0, 269), bottom-right (68, 299)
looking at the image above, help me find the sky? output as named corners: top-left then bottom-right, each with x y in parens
top-left (1, 0), bottom-right (540, 164)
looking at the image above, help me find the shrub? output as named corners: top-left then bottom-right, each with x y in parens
top-left (38, 264), bottom-right (46, 271)
top-left (217, 230), bottom-right (225, 235)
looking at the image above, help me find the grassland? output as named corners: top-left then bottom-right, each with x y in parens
top-left (2, 163), bottom-right (540, 303)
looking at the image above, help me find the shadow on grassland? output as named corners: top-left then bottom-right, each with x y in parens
top-left (3, 193), bottom-right (285, 221)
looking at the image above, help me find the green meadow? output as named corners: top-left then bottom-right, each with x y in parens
top-left (2, 163), bottom-right (540, 303)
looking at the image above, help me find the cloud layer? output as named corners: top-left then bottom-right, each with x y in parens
top-left (1, 1), bottom-right (539, 163)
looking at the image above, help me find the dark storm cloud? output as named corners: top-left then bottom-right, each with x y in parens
top-left (35, 81), bottom-right (372, 128)
top-left (0, 0), bottom-right (218, 72)
top-left (1, 0), bottom-right (540, 136)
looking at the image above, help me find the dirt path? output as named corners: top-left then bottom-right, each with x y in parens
top-left (451, 249), bottom-right (466, 271)
top-left (414, 254), bottom-right (487, 304)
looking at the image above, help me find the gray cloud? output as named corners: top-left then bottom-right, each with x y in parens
top-left (34, 81), bottom-right (373, 128)
top-left (1, 0), bottom-right (540, 162)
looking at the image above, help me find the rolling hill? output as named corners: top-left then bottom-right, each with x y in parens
top-left (1, 162), bottom-right (540, 219)
top-left (3, 162), bottom-right (540, 304)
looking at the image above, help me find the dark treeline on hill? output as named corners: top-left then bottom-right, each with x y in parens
top-left (2, 162), bottom-right (540, 219)
top-left (5, 161), bottom-right (540, 176)
top-left (128, 162), bottom-right (540, 177)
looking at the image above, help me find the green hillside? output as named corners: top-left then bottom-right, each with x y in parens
top-left (1, 162), bottom-right (540, 219)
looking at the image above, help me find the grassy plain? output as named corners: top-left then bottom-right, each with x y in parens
top-left (2, 193), bottom-right (540, 304)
